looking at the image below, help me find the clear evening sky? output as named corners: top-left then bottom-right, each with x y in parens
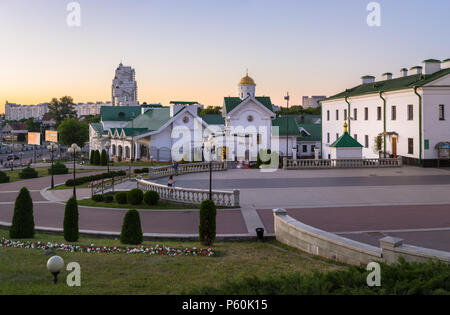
top-left (1, 0), bottom-right (449, 113)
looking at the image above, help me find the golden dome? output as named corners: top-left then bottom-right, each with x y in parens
top-left (239, 74), bottom-right (256, 85)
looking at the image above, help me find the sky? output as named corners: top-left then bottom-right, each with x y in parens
top-left (1, 0), bottom-right (450, 113)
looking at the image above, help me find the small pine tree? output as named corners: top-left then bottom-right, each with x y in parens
top-left (101, 149), bottom-right (108, 166)
top-left (199, 200), bottom-right (217, 246)
top-left (90, 151), bottom-right (95, 165)
top-left (94, 150), bottom-right (101, 165)
top-left (9, 187), bottom-right (35, 238)
top-left (63, 197), bottom-right (79, 242)
top-left (120, 209), bottom-right (143, 245)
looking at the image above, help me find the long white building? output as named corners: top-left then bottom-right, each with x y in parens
top-left (321, 58), bottom-right (450, 167)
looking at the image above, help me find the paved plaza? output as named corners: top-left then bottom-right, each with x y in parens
top-left (0, 166), bottom-right (449, 251)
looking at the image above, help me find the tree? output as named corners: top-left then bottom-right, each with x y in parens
top-left (58, 118), bottom-right (89, 147)
top-left (199, 106), bottom-right (222, 115)
top-left (90, 151), bottom-right (95, 165)
top-left (94, 150), bottom-right (101, 165)
top-left (120, 209), bottom-right (143, 245)
top-left (199, 200), bottom-right (217, 246)
top-left (48, 96), bottom-right (77, 127)
top-left (25, 118), bottom-right (40, 132)
top-left (9, 187), bottom-right (35, 238)
top-left (63, 197), bottom-right (79, 242)
top-left (100, 149), bottom-right (108, 166)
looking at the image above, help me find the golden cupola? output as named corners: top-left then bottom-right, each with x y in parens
top-left (239, 72), bottom-right (256, 85)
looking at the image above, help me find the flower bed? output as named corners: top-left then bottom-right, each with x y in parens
top-left (0, 238), bottom-right (215, 257)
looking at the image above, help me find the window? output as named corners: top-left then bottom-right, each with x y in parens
top-left (391, 106), bottom-right (397, 120)
top-left (344, 109), bottom-right (347, 120)
top-left (377, 106), bottom-right (382, 120)
top-left (302, 145), bottom-right (307, 153)
top-left (408, 105), bottom-right (414, 120)
top-left (439, 105), bottom-right (445, 120)
top-left (354, 134), bottom-right (358, 141)
top-left (327, 133), bottom-right (330, 143)
top-left (408, 138), bottom-right (414, 154)
top-left (364, 135), bottom-right (369, 148)
top-left (364, 107), bottom-right (368, 120)
top-left (336, 109), bottom-right (339, 120)
top-left (336, 133), bottom-right (339, 140)
top-left (354, 108), bottom-right (358, 120)
top-left (327, 110), bottom-right (330, 121)
top-left (257, 134), bottom-right (261, 145)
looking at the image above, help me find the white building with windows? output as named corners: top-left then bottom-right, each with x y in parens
top-left (112, 63), bottom-right (139, 106)
top-left (321, 59), bottom-right (450, 167)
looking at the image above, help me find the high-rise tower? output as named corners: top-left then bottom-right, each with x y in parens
top-left (112, 63), bottom-right (139, 106)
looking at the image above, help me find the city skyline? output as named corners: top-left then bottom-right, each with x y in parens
top-left (1, 0), bottom-right (450, 113)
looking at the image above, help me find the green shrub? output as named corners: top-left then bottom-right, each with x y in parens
top-left (120, 209), bottom-right (143, 245)
top-left (0, 171), bottom-right (10, 183)
top-left (190, 258), bottom-right (450, 295)
top-left (127, 189), bottom-right (144, 205)
top-left (63, 197), bottom-right (79, 242)
top-left (115, 192), bottom-right (128, 204)
top-left (143, 190), bottom-right (159, 206)
top-left (101, 149), bottom-right (108, 166)
top-left (94, 150), bottom-right (101, 165)
top-left (142, 168), bottom-right (149, 173)
top-left (199, 199), bottom-right (216, 246)
top-left (104, 195), bottom-right (114, 203)
top-left (92, 194), bottom-right (104, 202)
top-left (90, 151), bottom-right (95, 165)
top-left (9, 187), bottom-right (35, 238)
top-left (65, 170), bottom-right (126, 186)
top-left (134, 168), bottom-right (143, 174)
top-left (48, 161), bottom-right (69, 175)
top-left (19, 167), bottom-right (38, 179)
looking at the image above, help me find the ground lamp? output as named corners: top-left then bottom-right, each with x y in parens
top-left (47, 143), bottom-right (58, 189)
top-left (68, 143), bottom-right (81, 198)
top-left (47, 256), bottom-right (64, 284)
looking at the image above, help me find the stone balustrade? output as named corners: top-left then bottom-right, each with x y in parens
top-left (284, 157), bottom-right (403, 169)
top-left (137, 179), bottom-right (240, 207)
top-left (149, 161), bottom-right (227, 179)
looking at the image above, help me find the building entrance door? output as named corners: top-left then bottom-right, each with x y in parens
top-left (392, 136), bottom-right (397, 158)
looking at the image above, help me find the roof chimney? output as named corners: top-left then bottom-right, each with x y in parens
top-left (410, 66), bottom-right (423, 75)
top-left (400, 68), bottom-right (408, 77)
top-left (422, 59), bottom-right (441, 75)
top-left (361, 75), bottom-right (375, 85)
top-left (442, 58), bottom-right (450, 69)
top-left (382, 72), bottom-right (393, 80)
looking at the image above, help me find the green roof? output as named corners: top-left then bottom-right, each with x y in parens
top-left (170, 101), bottom-right (198, 105)
top-left (90, 123), bottom-right (103, 135)
top-left (199, 114), bottom-right (225, 125)
top-left (122, 128), bottom-right (148, 137)
top-left (330, 132), bottom-right (363, 148)
top-left (297, 123), bottom-right (322, 142)
top-left (324, 68), bottom-right (450, 102)
top-left (125, 108), bottom-right (171, 131)
top-left (272, 116), bottom-right (301, 136)
top-left (101, 106), bottom-right (141, 122)
top-left (223, 97), bottom-right (274, 114)
top-left (296, 115), bottom-right (321, 125)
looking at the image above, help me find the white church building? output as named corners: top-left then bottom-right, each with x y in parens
top-left (321, 58), bottom-right (450, 167)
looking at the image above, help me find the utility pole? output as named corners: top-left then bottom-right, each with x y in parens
top-left (284, 92), bottom-right (290, 159)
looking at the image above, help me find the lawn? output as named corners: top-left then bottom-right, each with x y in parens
top-left (2, 167), bottom-right (103, 183)
top-left (0, 229), bottom-right (340, 295)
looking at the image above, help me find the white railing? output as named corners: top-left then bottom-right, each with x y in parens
top-left (136, 179), bottom-right (240, 207)
top-left (149, 162), bottom-right (227, 179)
top-left (284, 157), bottom-right (403, 169)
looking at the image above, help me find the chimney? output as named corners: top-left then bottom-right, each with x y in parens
top-left (442, 58), bottom-right (450, 69)
top-left (361, 75), bottom-right (375, 85)
top-left (410, 66), bottom-right (423, 75)
top-left (422, 59), bottom-right (441, 75)
top-left (400, 68), bottom-right (408, 77)
top-left (382, 72), bottom-right (393, 80)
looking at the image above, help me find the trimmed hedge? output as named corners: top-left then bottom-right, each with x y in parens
top-left (9, 187), bottom-right (35, 238)
top-left (134, 168), bottom-right (150, 174)
top-left (94, 150), bottom-right (101, 166)
top-left (127, 189), bottom-right (144, 205)
top-left (48, 161), bottom-right (69, 175)
top-left (144, 190), bottom-right (159, 206)
top-left (63, 197), bottom-right (79, 242)
top-left (120, 209), bottom-right (143, 245)
top-left (104, 195), bottom-right (114, 203)
top-left (101, 149), bottom-right (108, 166)
top-left (199, 200), bottom-right (217, 246)
top-left (0, 171), bottom-right (10, 183)
top-left (19, 167), bottom-right (38, 179)
top-left (115, 192), bottom-right (128, 204)
top-left (92, 194), bottom-right (104, 202)
top-left (65, 170), bottom-right (126, 187)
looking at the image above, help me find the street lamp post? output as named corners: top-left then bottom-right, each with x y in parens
top-left (104, 141), bottom-right (111, 173)
top-left (47, 143), bottom-right (58, 189)
top-left (284, 92), bottom-right (290, 160)
top-left (203, 135), bottom-right (216, 201)
top-left (68, 143), bottom-right (81, 198)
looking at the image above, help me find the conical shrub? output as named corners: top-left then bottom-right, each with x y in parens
top-left (94, 150), bottom-right (101, 165)
top-left (101, 149), bottom-right (108, 166)
top-left (199, 199), bottom-right (216, 246)
top-left (63, 196), bottom-right (79, 242)
top-left (120, 209), bottom-right (143, 245)
top-left (9, 187), bottom-right (35, 238)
